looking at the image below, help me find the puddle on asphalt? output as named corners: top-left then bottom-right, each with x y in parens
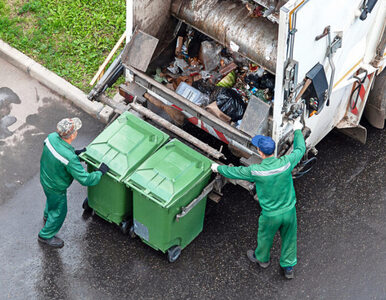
top-left (0, 96), bottom-right (101, 205)
top-left (0, 87), bottom-right (21, 139)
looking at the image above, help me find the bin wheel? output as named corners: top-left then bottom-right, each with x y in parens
top-left (121, 221), bottom-right (129, 235)
top-left (129, 225), bottom-right (136, 239)
top-left (167, 246), bottom-right (182, 263)
top-left (82, 198), bottom-right (92, 212)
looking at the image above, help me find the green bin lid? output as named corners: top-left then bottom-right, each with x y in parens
top-left (80, 112), bottom-right (169, 181)
top-left (125, 139), bottom-right (212, 208)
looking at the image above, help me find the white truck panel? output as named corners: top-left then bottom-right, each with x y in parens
top-left (272, 6), bottom-right (290, 143)
top-left (364, 1), bottom-right (386, 65)
top-left (275, 0), bottom-right (384, 149)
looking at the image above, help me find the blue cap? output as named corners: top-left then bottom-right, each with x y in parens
top-left (251, 135), bottom-right (275, 155)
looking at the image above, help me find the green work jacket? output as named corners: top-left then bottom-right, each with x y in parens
top-left (40, 132), bottom-right (102, 193)
top-left (218, 130), bottom-right (306, 216)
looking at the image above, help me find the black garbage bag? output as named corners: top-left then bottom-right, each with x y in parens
top-left (245, 73), bottom-right (260, 89)
top-left (192, 80), bottom-right (216, 98)
top-left (259, 73), bottom-right (275, 91)
top-left (245, 73), bottom-right (275, 93)
top-left (212, 88), bottom-right (246, 122)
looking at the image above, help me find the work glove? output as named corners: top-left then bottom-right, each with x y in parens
top-left (75, 148), bottom-right (87, 156)
top-left (98, 163), bottom-right (110, 175)
top-left (293, 119), bottom-right (303, 131)
top-left (211, 163), bottom-right (219, 173)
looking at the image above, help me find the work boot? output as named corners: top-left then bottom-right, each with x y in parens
top-left (247, 250), bottom-right (270, 268)
top-left (283, 266), bottom-right (294, 279)
top-left (38, 235), bottom-right (64, 248)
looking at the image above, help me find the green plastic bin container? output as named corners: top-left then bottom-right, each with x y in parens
top-left (80, 112), bottom-right (169, 229)
top-left (125, 139), bottom-right (212, 261)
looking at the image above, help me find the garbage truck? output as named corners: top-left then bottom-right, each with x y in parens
top-left (97, 0), bottom-right (385, 191)
top-left (86, 0), bottom-right (385, 261)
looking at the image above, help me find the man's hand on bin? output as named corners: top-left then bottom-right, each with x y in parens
top-left (293, 119), bottom-right (303, 131)
top-left (75, 148), bottom-right (86, 156)
top-left (98, 163), bottom-right (110, 175)
top-left (211, 163), bottom-right (219, 173)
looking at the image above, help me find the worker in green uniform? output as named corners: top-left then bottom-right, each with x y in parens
top-left (211, 120), bottom-right (305, 279)
top-left (38, 117), bottom-right (109, 248)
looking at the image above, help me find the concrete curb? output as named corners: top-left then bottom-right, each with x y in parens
top-left (0, 39), bottom-right (113, 123)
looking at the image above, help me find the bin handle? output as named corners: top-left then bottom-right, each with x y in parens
top-left (82, 157), bottom-right (117, 178)
top-left (175, 178), bottom-right (216, 222)
top-left (81, 155), bottom-right (99, 167)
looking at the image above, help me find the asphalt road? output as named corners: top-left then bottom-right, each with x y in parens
top-left (0, 57), bottom-right (385, 300)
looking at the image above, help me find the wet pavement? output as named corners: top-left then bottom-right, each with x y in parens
top-left (0, 56), bottom-right (385, 299)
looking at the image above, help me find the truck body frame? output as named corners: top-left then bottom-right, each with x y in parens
top-left (122, 0), bottom-right (385, 161)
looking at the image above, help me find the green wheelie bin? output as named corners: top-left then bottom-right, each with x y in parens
top-left (125, 139), bottom-right (212, 262)
top-left (80, 112), bottom-right (169, 233)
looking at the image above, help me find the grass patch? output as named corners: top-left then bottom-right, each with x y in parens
top-left (0, 0), bottom-right (125, 93)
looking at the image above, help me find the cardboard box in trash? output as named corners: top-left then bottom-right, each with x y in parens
top-left (205, 102), bottom-right (231, 123)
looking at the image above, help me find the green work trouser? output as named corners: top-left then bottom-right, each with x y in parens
top-left (39, 188), bottom-right (67, 239)
top-left (254, 207), bottom-right (297, 268)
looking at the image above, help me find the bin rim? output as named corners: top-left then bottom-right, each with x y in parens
top-left (80, 111), bottom-right (169, 182)
top-left (124, 138), bottom-right (213, 206)
top-left (80, 153), bottom-right (139, 182)
top-left (125, 167), bottom-right (212, 209)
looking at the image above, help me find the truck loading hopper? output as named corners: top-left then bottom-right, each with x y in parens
top-left (171, 0), bottom-right (278, 74)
